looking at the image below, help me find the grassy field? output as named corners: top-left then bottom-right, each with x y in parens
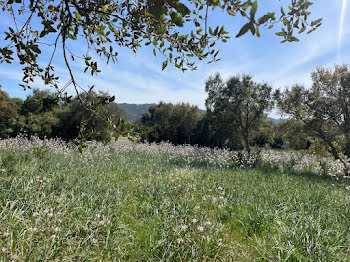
top-left (1, 138), bottom-right (350, 261)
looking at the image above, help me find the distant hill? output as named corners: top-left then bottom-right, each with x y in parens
top-left (119, 103), bottom-right (206, 122)
top-left (119, 103), bottom-right (153, 122)
top-left (266, 117), bottom-right (281, 123)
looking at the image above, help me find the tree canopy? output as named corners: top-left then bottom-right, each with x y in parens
top-left (0, 86), bottom-right (19, 138)
top-left (139, 102), bottom-right (201, 144)
top-left (205, 73), bottom-right (274, 152)
top-left (275, 64), bottom-right (350, 173)
top-left (1, 0), bottom-right (322, 93)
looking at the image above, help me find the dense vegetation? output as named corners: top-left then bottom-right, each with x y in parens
top-left (1, 137), bottom-right (350, 261)
top-left (2, 64), bottom-right (350, 160)
top-left (0, 85), bottom-right (305, 151)
top-left (0, 88), bottom-right (126, 142)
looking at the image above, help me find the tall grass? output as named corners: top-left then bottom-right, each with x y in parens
top-left (1, 137), bottom-right (350, 261)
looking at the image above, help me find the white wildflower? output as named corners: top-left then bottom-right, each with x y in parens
top-left (28, 227), bottom-right (37, 233)
top-left (91, 238), bottom-right (98, 244)
top-left (180, 225), bottom-right (188, 231)
top-left (204, 221), bottom-right (212, 226)
top-left (177, 238), bottom-right (184, 244)
top-left (197, 226), bottom-right (204, 232)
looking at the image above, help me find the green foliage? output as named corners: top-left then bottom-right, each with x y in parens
top-left (252, 120), bottom-right (275, 148)
top-left (0, 0), bottom-right (321, 91)
top-left (26, 111), bottom-right (60, 138)
top-left (0, 88), bottom-right (125, 142)
top-left (139, 102), bottom-right (202, 144)
top-left (54, 91), bottom-right (126, 142)
top-left (192, 110), bottom-right (244, 149)
top-left (20, 89), bottom-right (58, 116)
top-left (0, 87), bottom-right (18, 138)
top-left (275, 64), bottom-right (350, 171)
top-left (205, 73), bottom-right (274, 152)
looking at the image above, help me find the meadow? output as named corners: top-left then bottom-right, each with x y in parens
top-left (1, 137), bottom-right (350, 261)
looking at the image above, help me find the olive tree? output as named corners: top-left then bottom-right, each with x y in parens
top-left (205, 73), bottom-right (274, 152)
top-left (275, 65), bottom-right (350, 173)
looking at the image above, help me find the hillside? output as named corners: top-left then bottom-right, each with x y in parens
top-left (266, 117), bottom-right (281, 123)
top-left (119, 103), bottom-right (154, 122)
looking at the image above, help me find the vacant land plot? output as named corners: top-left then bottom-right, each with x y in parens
top-left (1, 138), bottom-right (350, 261)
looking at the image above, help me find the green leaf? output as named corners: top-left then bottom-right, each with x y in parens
top-left (227, 9), bottom-right (235, 16)
top-left (250, 1), bottom-right (258, 17)
top-left (114, 132), bottom-right (120, 141)
top-left (31, 45), bottom-right (41, 54)
top-left (275, 31), bottom-right (286, 36)
top-left (289, 36), bottom-right (299, 42)
top-left (162, 60), bottom-right (168, 70)
top-left (311, 18), bottom-right (322, 27)
top-left (171, 12), bottom-right (184, 27)
top-left (242, 1), bottom-right (250, 10)
top-left (258, 13), bottom-right (273, 25)
top-left (236, 23), bottom-right (251, 38)
top-left (153, 38), bottom-right (158, 46)
top-left (281, 6), bottom-right (285, 16)
top-left (174, 2), bottom-right (191, 16)
top-left (298, 26), bottom-right (306, 33)
top-left (255, 27), bottom-right (260, 37)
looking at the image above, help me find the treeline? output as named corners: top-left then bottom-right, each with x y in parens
top-left (0, 88), bottom-right (125, 142)
top-left (0, 85), bottom-right (308, 152)
top-left (1, 64), bottom-right (350, 164)
top-left (138, 64), bottom-right (350, 165)
top-left (138, 101), bottom-right (311, 152)
top-left (1, 85), bottom-right (304, 151)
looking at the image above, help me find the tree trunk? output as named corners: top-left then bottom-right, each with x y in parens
top-left (243, 133), bottom-right (250, 153)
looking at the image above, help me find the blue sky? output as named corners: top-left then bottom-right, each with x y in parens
top-left (1, 0), bottom-right (350, 117)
